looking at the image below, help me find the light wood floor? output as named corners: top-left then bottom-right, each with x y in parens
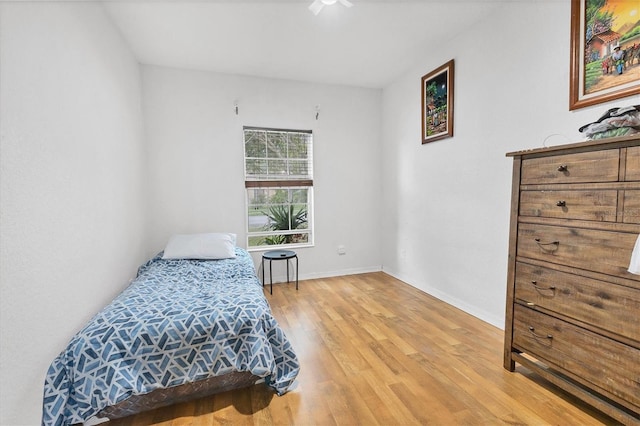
top-left (109, 272), bottom-right (620, 425)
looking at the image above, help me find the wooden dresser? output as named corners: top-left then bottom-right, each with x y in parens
top-left (504, 134), bottom-right (640, 424)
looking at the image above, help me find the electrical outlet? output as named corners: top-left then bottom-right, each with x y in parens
top-left (337, 245), bottom-right (346, 255)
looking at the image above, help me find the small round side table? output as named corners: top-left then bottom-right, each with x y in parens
top-left (261, 250), bottom-right (298, 295)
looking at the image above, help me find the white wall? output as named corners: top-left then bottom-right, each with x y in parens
top-left (0, 3), bottom-right (147, 424)
top-left (142, 66), bottom-right (383, 278)
top-left (381, 1), bottom-right (638, 328)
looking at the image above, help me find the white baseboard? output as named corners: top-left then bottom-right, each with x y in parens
top-left (263, 265), bottom-right (382, 284)
top-left (261, 264), bottom-right (504, 331)
top-left (382, 267), bottom-right (505, 330)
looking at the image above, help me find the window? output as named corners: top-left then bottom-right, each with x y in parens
top-left (244, 127), bottom-right (313, 249)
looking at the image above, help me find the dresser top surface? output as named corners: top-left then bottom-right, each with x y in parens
top-left (506, 134), bottom-right (640, 158)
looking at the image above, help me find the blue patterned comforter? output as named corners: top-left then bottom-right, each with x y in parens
top-left (42, 248), bottom-right (299, 425)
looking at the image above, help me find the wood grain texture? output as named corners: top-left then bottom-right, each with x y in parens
top-left (519, 189), bottom-right (618, 222)
top-left (109, 273), bottom-right (619, 426)
top-left (512, 305), bottom-right (640, 409)
top-left (625, 146), bottom-right (640, 181)
top-left (514, 261), bottom-right (640, 343)
top-left (520, 149), bottom-right (619, 184)
top-left (622, 190), bottom-right (640, 223)
top-left (516, 222), bottom-right (640, 280)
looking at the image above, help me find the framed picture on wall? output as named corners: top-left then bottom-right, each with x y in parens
top-left (421, 59), bottom-right (454, 144)
top-left (569, 0), bottom-right (640, 110)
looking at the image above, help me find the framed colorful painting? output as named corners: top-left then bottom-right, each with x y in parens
top-left (569, 0), bottom-right (640, 110)
top-left (421, 59), bottom-right (454, 144)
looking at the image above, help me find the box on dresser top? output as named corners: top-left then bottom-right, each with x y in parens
top-left (504, 134), bottom-right (640, 425)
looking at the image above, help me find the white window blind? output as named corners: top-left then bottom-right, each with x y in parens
top-left (244, 127), bottom-right (313, 183)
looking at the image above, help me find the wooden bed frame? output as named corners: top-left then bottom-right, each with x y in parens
top-left (96, 371), bottom-right (261, 419)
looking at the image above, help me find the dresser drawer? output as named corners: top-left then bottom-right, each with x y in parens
top-left (514, 262), bottom-right (640, 342)
top-left (517, 223), bottom-right (640, 281)
top-left (519, 190), bottom-right (617, 221)
top-left (626, 146), bottom-right (640, 181)
top-left (521, 150), bottom-right (619, 184)
top-left (512, 304), bottom-right (640, 409)
top-left (622, 190), bottom-right (640, 224)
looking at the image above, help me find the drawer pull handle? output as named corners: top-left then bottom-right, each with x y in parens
top-left (530, 280), bottom-right (556, 293)
top-left (557, 165), bottom-right (568, 172)
top-left (534, 238), bottom-right (560, 252)
top-left (528, 326), bottom-right (553, 340)
top-left (556, 200), bottom-right (566, 207)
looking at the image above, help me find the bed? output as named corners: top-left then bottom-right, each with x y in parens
top-left (42, 235), bottom-right (299, 425)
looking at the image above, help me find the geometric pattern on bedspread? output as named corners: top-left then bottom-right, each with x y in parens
top-left (42, 248), bottom-right (299, 426)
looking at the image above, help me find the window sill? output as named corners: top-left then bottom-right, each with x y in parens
top-left (247, 243), bottom-right (313, 253)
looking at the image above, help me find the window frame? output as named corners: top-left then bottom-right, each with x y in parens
top-left (243, 126), bottom-right (314, 251)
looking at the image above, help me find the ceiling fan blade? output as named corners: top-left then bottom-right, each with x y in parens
top-left (309, 0), bottom-right (325, 15)
top-left (338, 0), bottom-right (353, 7)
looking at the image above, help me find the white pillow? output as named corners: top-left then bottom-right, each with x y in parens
top-left (162, 233), bottom-right (237, 260)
